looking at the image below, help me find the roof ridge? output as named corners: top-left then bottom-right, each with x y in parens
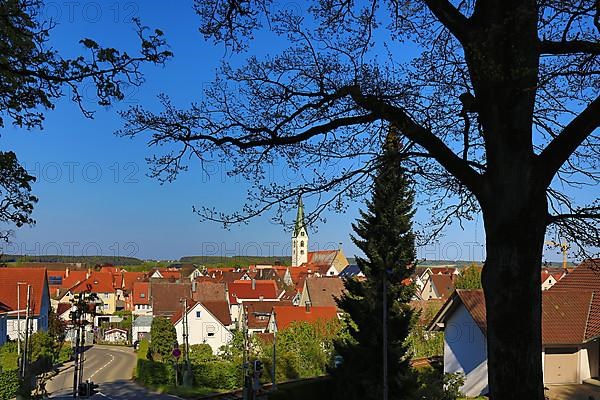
top-left (584, 291), bottom-right (595, 342)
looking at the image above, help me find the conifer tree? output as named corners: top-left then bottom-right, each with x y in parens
top-left (334, 130), bottom-right (416, 400)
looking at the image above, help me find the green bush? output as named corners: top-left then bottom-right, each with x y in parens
top-left (136, 359), bottom-right (175, 386)
top-left (57, 345), bottom-right (74, 364)
top-left (0, 369), bottom-right (21, 400)
top-left (137, 339), bottom-right (150, 361)
top-left (0, 342), bottom-right (18, 371)
top-left (192, 361), bottom-right (241, 390)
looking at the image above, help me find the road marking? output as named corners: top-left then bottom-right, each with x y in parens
top-left (88, 353), bottom-right (115, 380)
top-left (97, 392), bottom-right (114, 399)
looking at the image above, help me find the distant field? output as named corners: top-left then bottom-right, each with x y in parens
top-left (180, 255), bottom-right (291, 268)
top-left (0, 254), bottom-right (143, 265)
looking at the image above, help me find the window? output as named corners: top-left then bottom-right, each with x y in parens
top-left (103, 304), bottom-right (109, 310)
top-left (300, 250), bottom-right (304, 255)
top-left (104, 293), bottom-right (109, 299)
top-left (301, 231), bottom-right (304, 236)
top-left (196, 311), bottom-right (202, 318)
top-left (300, 241), bottom-right (304, 247)
top-left (140, 293), bottom-right (145, 298)
top-left (206, 325), bottom-right (216, 337)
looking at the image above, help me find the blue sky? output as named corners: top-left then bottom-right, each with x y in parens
top-left (0, 0), bottom-right (573, 263)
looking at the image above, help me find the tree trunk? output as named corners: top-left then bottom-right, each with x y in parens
top-left (481, 190), bottom-right (547, 400)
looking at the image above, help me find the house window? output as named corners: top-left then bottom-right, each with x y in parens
top-left (300, 250), bottom-right (304, 255)
top-left (104, 293), bottom-right (109, 299)
top-left (300, 241), bottom-right (304, 247)
top-left (196, 311), bottom-right (202, 318)
top-left (206, 325), bottom-right (216, 337)
top-left (140, 293), bottom-right (145, 298)
top-left (301, 231), bottom-right (304, 236)
top-left (103, 304), bottom-right (109, 310)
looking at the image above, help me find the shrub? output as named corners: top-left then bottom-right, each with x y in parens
top-left (137, 339), bottom-right (150, 361)
top-left (0, 369), bottom-right (21, 400)
top-left (188, 344), bottom-right (214, 363)
top-left (136, 359), bottom-right (175, 386)
top-left (0, 342), bottom-right (18, 371)
top-left (191, 361), bottom-right (241, 390)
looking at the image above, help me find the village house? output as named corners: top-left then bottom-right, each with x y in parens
top-left (67, 272), bottom-right (119, 315)
top-left (299, 276), bottom-right (346, 311)
top-left (268, 304), bottom-right (338, 332)
top-left (151, 281), bottom-right (192, 318)
top-left (132, 282), bottom-right (152, 316)
top-left (428, 271), bottom-right (600, 398)
top-left (171, 299), bottom-right (233, 354)
top-left (420, 273), bottom-right (455, 300)
top-left (0, 268), bottom-right (51, 340)
top-left (104, 328), bottom-right (128, 344)
top-left (132, 315), bottom-right (153, 342)
top-left (227, 279), bottom-right (281, 326)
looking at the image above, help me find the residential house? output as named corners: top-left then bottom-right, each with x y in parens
top-left (339, 264), bottom-right (365, 279)
top-left (299, 277), bottom-right (345, 311)
top-left (227, 280), bottom-right (281, 326)
top-left (305, 248), bottom-right (349, 276)
top-left (420, 273), bottom-right (455, 300)
top-left (541, 269), bottom-right (565, 290)
top-left (192, 280), bottom-right (227, 303)
top-left (240, 301), bottom-right (290, 335)
top-left (69, 272), bottom-right (118, 315)
top-left (268, 304), bottom-right (338, 332)
top-left (132, 282), bottom-right (152, 316)
top-left (171, 300), bottom-right (233, 354)
top-left (150, 268), bottom-right (182, 280)
top-left (104, 328), bottom-right (128, 343)
top-left (132, 315), bottom-right (153, 342)
top-left (0, 268), bottom-right (51, 340)
top-left (428, 287), bottom-right (600, 397)
top-left (151, 281), bottom-right (192, 318)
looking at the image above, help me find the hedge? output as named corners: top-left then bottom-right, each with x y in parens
top-left (0, 370), bottom-right (20, 400)
top-left (192, 361), bottom-right (241, 390)
top-left (136, 359), bottom-right (175, 386)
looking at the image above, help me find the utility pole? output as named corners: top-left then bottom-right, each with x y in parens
top-left (181, 298), bottom-right (192, 387)
top-left (272, 312), bottom-right (277, 391)
top-left (21, 285), bottom-right (31, 380)
top-left (382, 270), bottom-right (388, 400)
top-left (72, 295), bottom-right (81, 399)
top-left (16, 281), bottom-right (26, 377)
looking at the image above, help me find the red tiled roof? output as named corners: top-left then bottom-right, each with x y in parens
top-left (244, 301), bottom-right (280, 330)
top-left (272, 305), bottom-right (338, 330)
top-left (435, 289), bottom-right (600, 345)
top-left (62, 271), bottom-right (89, 290)
top-left (151, 282), bottom-right (192, 317)
top-left (227, 280), bottom-right (278, 303)
top-left (430, 274), bottom-right (455, 299)
top-left (307, 250), bottom-right (338, 266)
top-left (133, 282), bottom-right (150, 305)
top-left (122, 272), bottom-right (147, 292)
top-left (203, 301), bottom-right (232, 326)
top-left (56, 302), bottom-right (72, 317)
top-left (0, 268), bottom-right (48, 315)
top-left (550, 259), bottom-right (600, 292)
top-left (192, 281), bottom-right (227, 303)
top-left (71, 272), bottom-right (115, 294)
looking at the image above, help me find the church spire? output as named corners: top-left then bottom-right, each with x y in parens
top-left (292, 195), bottom-right (308, 267)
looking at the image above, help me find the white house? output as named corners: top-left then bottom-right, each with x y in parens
top-left (104, 328), bottom-right (128, 343)
top-left (171, 300), bottom-right (233, 354)
top-left (429, 289), bottom-right (600, 397)
top-left (132, 315), bottom-right (153, 342)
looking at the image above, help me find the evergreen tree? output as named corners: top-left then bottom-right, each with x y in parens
top-left (149, 317), bottom-right (177, 362)
top-left (333, 130), bottom-right (417, 400)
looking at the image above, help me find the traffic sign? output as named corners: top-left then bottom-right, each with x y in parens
top-left (172, 348), bottom-right (181, 359)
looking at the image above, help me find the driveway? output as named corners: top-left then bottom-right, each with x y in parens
top-left (546, 384), bottom-right (600, 400)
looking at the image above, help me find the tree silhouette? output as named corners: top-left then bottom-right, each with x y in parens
top-left (118, 1), bottom-right (600, 398)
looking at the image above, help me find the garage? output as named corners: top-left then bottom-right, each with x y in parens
top-left (545, 347), bottom-right (579, 384)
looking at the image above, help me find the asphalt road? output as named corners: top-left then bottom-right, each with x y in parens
top-left (46, 345), bottom-right (178, 399)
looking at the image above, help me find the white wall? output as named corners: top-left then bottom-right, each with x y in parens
top-left (444, 304), bottom-right (489, 397)
top-left (175, 303), bottom-right (232, 355)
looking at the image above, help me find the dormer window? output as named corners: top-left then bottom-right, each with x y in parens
top-left (140, 293), bottom-right (145, 298)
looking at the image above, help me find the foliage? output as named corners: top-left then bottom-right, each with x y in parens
top-left (187, 344), bottom-right (215, 363)
top-left (48, 308), bottom-right (66, 344)
top-left (454, 266), bottom-right (482, 290)
top-left (333, 132), bottom-right (417, 400)
top-left (406, 329), bottom-right (444, 359)
top-left (29, 331), bottom-right (55, 374)
top-left (219, 329), bottom-right (245, 363)
top-left (136, 359), bottom-right (175, 386)
top-left (257, 320), bottom-right (343, 383)
top-left (137, 339), bottom-right (150, 361)
top-left (0, 342), bottom-right (18, 371)
top-left (0, 151), bottom-right (36, 242)
top-left (180, 256), bottom-right (291, 268)
top-left (149, 317), bottom-right (177, 362)
top-left (415, 367), bottom-right (464, 400)
top-left (191, 361), bottom-right (240, 390)
top-left (56, 345), bottom-right (73, 364)
top-left (0, 369), bottom-right (20, 400)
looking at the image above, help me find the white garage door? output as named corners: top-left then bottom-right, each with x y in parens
top-left (545, 347), bottom-right (579, 384)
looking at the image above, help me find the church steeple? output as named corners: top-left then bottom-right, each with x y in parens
top-left (292, 195), bottom-right (308, 267)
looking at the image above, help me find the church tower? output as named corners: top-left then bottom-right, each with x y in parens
top-left (292, 195), bottom-right (308, 267)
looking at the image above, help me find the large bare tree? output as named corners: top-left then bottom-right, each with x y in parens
top-left (118, 1), bottom-right (600, 398)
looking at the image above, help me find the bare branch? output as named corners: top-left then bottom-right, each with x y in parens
top-left (540, 39), bottom-right (600, 55)
top-left (424, 0), bottom-right (471, 41)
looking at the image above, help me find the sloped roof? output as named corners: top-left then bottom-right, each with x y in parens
top-left (273, 305), bottom-right (338, 331)
top-left (227, 280), bottom-right (278, 303)
top-left (430, 289), bottom-right (600, 345)
top-left (193, 280), bottom-right (227, 303)
top-left (307, 250), bottom-right (338, 266)
top-left (304, 277), bottom-right (346, 308)
top-left (550, 259), bottom-right (600, 292)
top-left (0, 268), bottom-right (48, 315)
top-left (56, 303), bottom-right (72, 317)
top-left (71, 272), bottom-right (115, 294)
top-left (123, 272), bottom-right (147, 292)
top-left (133, 315), bottom-right (153, 327)
top-left (62, 271), bottom-right (88, 290)
top-left (339, 264), bottom-right (363, 278)
top-left (430, 274), bottom-right (455, 299)
top-left (170, 299), bottom-right (232, 327)
top-left (244, 301), bottom-right (278, 330)
top-left (133, 282), bottom-right (150, 305)
top-left (151, 282), bottom-right (192, 317)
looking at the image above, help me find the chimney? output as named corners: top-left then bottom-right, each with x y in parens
top-left (65, 267), bottom-right (70, 278)
top-left (252, 279), bottom-right (256, 290)
top-left (305, 301), bottom-right (311, 312)
top-left (192, 280), bottom-right (197, 292)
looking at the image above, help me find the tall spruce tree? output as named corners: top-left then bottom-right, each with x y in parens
top-left (334, 130), bottom-right (416, 400)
